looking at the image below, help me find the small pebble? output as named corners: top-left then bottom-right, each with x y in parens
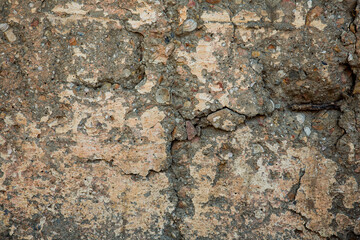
top-left (353, 82), bottom-right (360, 94)
top-left (348, 53), bottom-right (354, 61)
top-left (4, 29), bottom-right (17, 43)
top-left (165, 43), bottom-right (175, 56)
top-left (155, 88), bottom-right (170, 104)
top-left (304, 127), bottom-right (311, 136)
top-left (188, 0), bottom-right (196, 7)
top-left (252, 51), bottom-right (261, 58)
top-left (69, 37), bottom-right (77, 46)
top-left (0, 23), bottom-right (9, 32)
top-left (30, 18), bottom-right (40, 27)
top-left (267, 99), bottom-right (275, 112)
top-left (250, 59), bottom-right (263, 74)
top-left (296, 114), bottom-right (305, 124)
top-left (123, 69), bottom-right (131, 78)
top-left (183, 19), bottom-right (197, 33)
top-left (253, 144), bottom-right (264, 154)
top-left (102, 82), bottom-right (112, 91)
top-left (184, 101), bottom-right (191, 108)
top-left (186, 121), bottom-right (197, 140)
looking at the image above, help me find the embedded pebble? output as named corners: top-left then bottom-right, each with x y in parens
top-left (296, 114), bottom-right (305, 124)
top-left (172, 123), bottom-right (187, 141)
top-left (253, 144), bottom-right (264, 154)
top-left (165, 43), bottom-right (175, 56)
top-left (4, 29), bottom-right (17, 43)
top-left (266, 99), bottom-right (275, 113)
top-left (155, 88), bottom-right (170, 104)
top-left (183, 19), bottom-right (197, 33)
top-left (252, 51), bottom-right (261, 58)
top-left (102, 82), bottom-right (112, 91)
top-left (304, 127), bottom-right (311, 136)
top-left (353, 82), bottom-right (360, 94)
top-left (186, 121), bottom-right (197, 140)
top-left (0, 23), bottom-right (9, 32)
top-left (250, 59), bottom-right (263, 74)
top-left (123, 69), bottom-right (131, 78)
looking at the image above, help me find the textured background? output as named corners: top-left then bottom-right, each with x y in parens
top-left (0, 0), bottom-right (360, 239)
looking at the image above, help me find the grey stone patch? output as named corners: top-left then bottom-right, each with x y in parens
top-left (207, 108), bottom-right (246, 131)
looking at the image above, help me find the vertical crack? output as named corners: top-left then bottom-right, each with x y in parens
top-left (165, 139), bottom-right (185, 239)
top-left (287, 168), bottom-right (305, 202)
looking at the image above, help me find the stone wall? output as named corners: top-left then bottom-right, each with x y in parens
top-left (0, 0), bottom-right (359, 239)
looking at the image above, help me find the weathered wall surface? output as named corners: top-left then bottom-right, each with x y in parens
top-left (0, 0), bottom-right (359, 239)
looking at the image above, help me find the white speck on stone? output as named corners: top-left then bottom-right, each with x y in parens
top-left (7, 146), bottom-right (12, 155)
top-left (228, 152), bottom-right (233, 158)
top-left (307, 0), bottom-right (312, 8)
top-left (212, 116), bottom-right (220, 122)
top-left (304, 127), bottom-right (311, 136)
top-left (348, 53), bottom-right (354, 61)
top-left (278, 70), bottom-right (286, 78)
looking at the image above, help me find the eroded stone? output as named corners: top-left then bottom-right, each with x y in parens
top-left (0, 0), bottom-right (359, 239)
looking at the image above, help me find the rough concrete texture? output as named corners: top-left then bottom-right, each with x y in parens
top-left (0, 0), bottom-right (360, 239)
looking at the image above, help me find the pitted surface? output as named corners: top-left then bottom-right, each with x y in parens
top-left (0, 0), bottom-right (359, 239)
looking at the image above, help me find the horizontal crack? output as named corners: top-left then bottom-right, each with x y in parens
top-left (83, 158), bottom-right (114, 167)
top-left (290, 103), bottom-right (341, 111)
